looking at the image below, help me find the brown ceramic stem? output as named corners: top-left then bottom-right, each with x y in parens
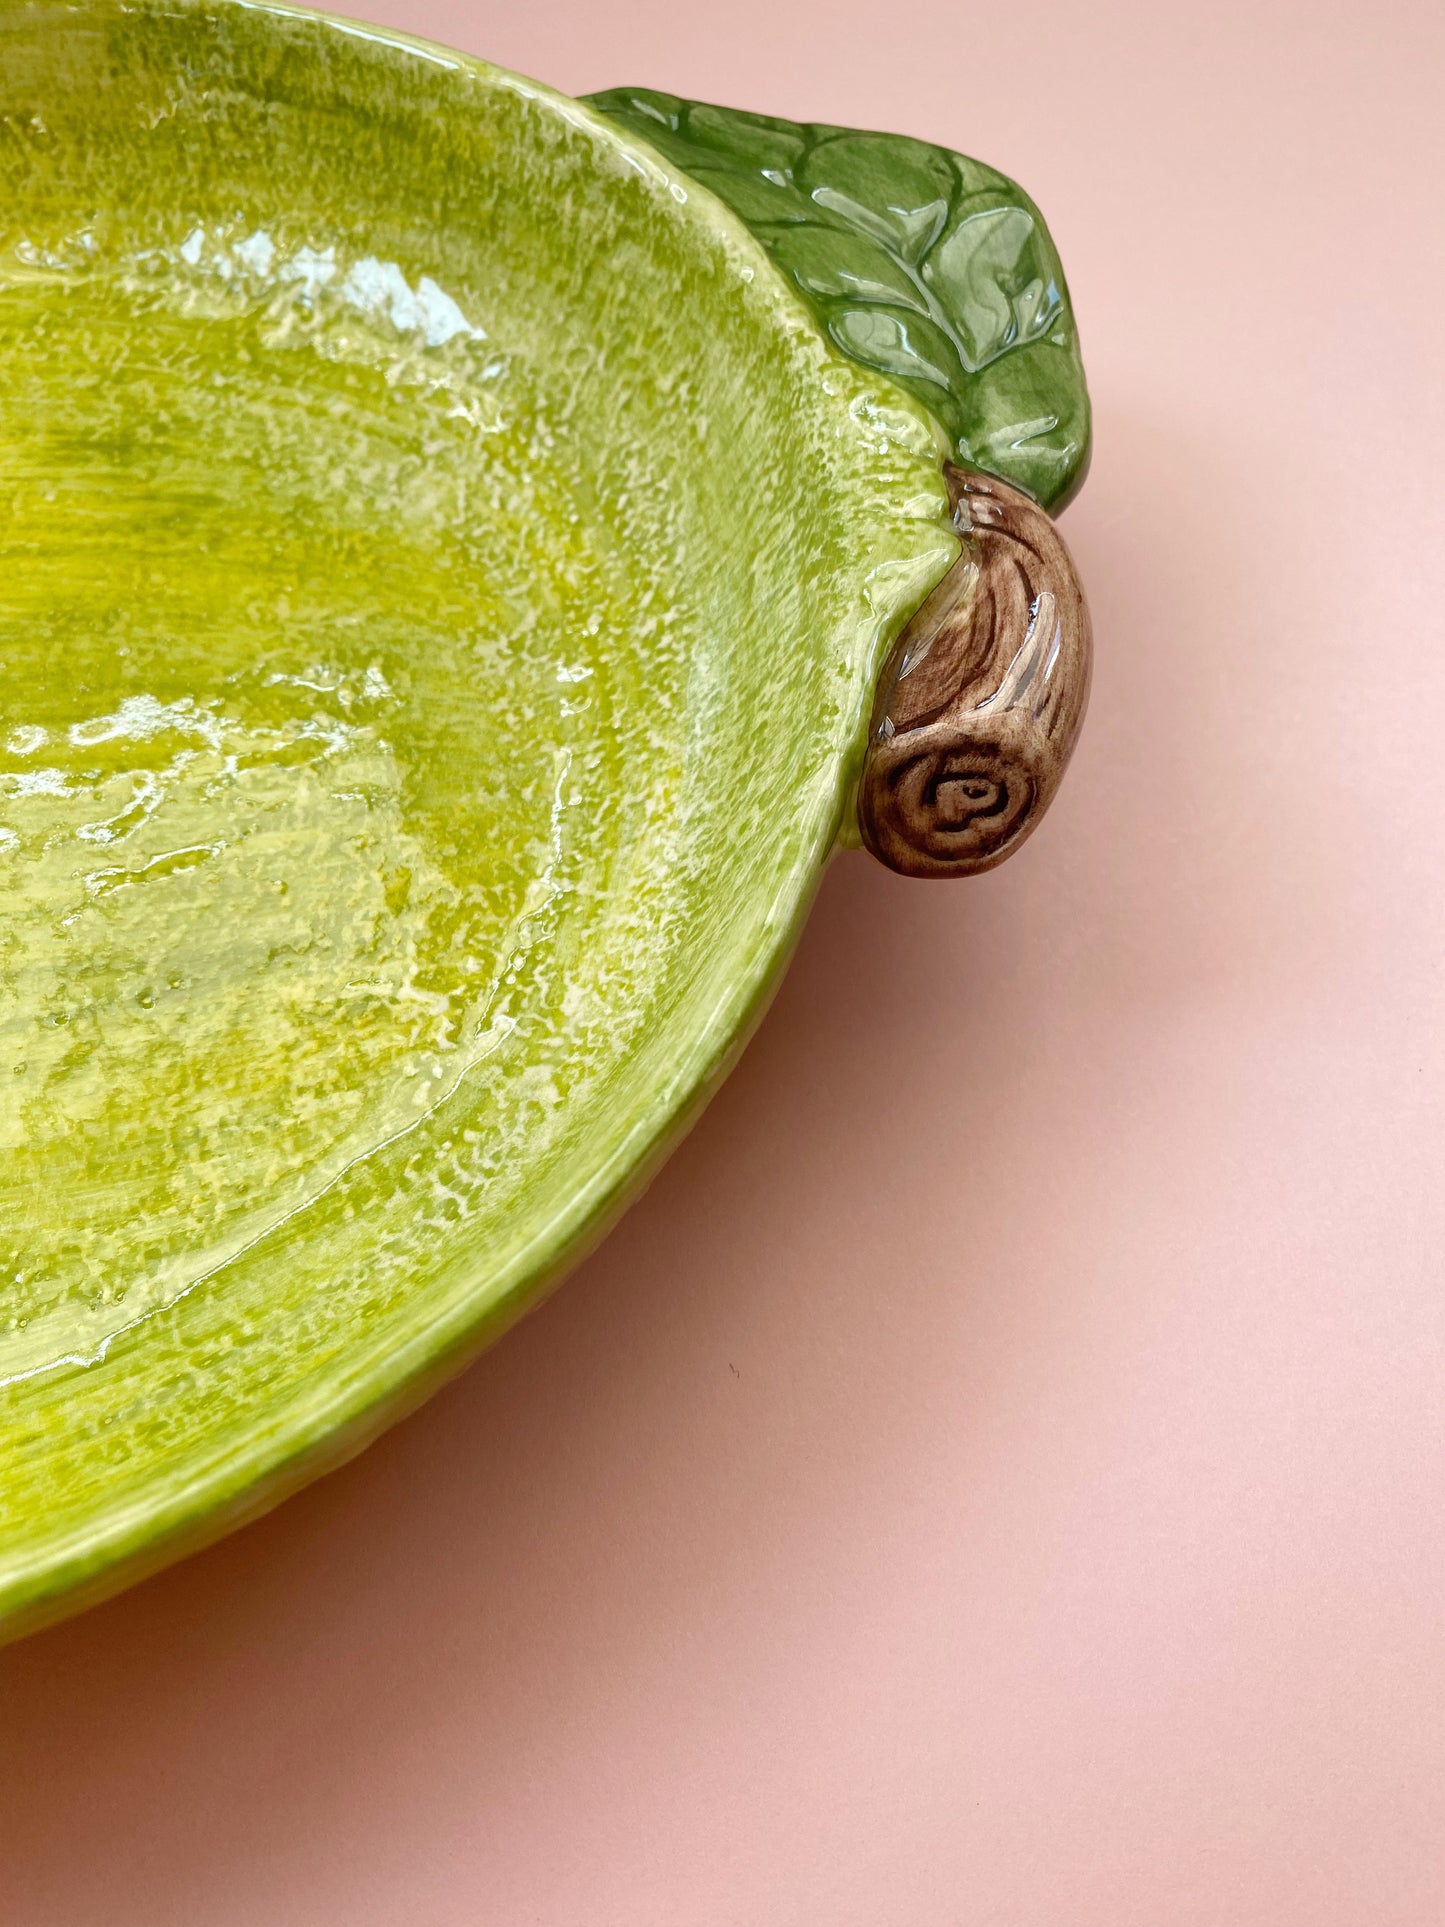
top-left (858, 466), bottom-right (1092, 878)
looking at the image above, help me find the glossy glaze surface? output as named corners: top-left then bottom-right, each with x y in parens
top-left (0, 228), bottom-right (635, 1385)
top-left (0, 0), bottom-right (955, 1633)
top-left (589, 89), bottom-right (1090, 510)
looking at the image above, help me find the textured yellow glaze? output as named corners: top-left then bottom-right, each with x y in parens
top-left (0, 0), bottom-right (955, 1633)
top-left (0, 229), bottom-right (657, 1381)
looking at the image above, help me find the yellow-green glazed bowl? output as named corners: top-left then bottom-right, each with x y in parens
top-left (0, 0), bottom-right (1090, 1637)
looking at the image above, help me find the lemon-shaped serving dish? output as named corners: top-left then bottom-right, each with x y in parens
top-left (0, 0), bottom-right (1091, 1636)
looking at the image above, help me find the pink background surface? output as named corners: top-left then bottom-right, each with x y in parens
top-left (4, 1), bottom-right (1445, 1920)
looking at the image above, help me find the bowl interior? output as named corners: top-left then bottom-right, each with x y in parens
top-left (0, 0), bottom-right (952, 1628)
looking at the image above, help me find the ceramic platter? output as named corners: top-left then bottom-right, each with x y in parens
top-left (0, 0), bottom-right (1090, 1635)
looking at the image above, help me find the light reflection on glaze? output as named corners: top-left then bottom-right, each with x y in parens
top-left (0, 226), bottom-right (642, 1380)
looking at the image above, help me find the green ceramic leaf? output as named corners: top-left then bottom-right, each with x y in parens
top-left (588, 90), bottom-right (1091, 510)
